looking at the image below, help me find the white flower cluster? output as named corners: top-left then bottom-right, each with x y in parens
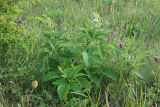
top-left (92, 12), bottom-right (102, 28)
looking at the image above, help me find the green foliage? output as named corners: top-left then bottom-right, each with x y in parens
top-left (43, 72), bottom-right (60, 81)
top-left (102, 68), bottom-right (118, 81)
top-left (57, 84), bottom-right (70, 100)
top-left (1, 0), bottom-right (160, 106)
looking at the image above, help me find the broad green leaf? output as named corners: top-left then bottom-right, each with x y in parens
top-left (102, 68), bottom-right (118, 81)
top-left (77, 77), bottom-right (91, 90)
top-left (57, 84), bottom-right (70, 100)
top-left (71, 45), bottom-right (86, 54)
top-left (82, 51), bottom-right (89, 67)
top-left (73, 65), bottom-right (83, 73)
top-left (69, 81), bottom-right (81, 92)
top-left (43, 72), bottom-right (60, 81)
top-left (86, 70), bottom-right (101, 87)
top-left (52, 78), bottom-right (68, 85)
top-left (61, 68), bottom-right (74, 78)
top-left (60, 65), bottom-right (84, 78)
top-left (90, 54), bottom-right (102, 64)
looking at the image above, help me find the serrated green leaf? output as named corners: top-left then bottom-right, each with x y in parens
top-left (77, 77), bottom-right (91, 90)
top-left (43, 72), bottom-right (60, 81)
top-left (61, 67), bottom-right (74, 78)
top-left (52, 78), bottom-right (68, 85)
top-left (57, 84), bottom-right (70, 100)
top-left (69, 81), bottom-right (81, 92)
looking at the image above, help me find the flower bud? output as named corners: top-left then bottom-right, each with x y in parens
top-left (32, 80), bottom-right (38, 89)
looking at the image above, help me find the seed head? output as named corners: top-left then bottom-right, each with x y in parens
top-left (32, 80), bottom-right (38, 89)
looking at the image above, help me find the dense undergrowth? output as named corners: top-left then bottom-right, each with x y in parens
top-left (0, 0), bottom-right (160, 107)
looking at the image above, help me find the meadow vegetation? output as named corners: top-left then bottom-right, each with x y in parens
top-left (0, 0), bottom-right (160, 106)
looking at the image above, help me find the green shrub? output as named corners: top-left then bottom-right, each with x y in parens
top-left (1, 0), bottom-right (160, 106)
